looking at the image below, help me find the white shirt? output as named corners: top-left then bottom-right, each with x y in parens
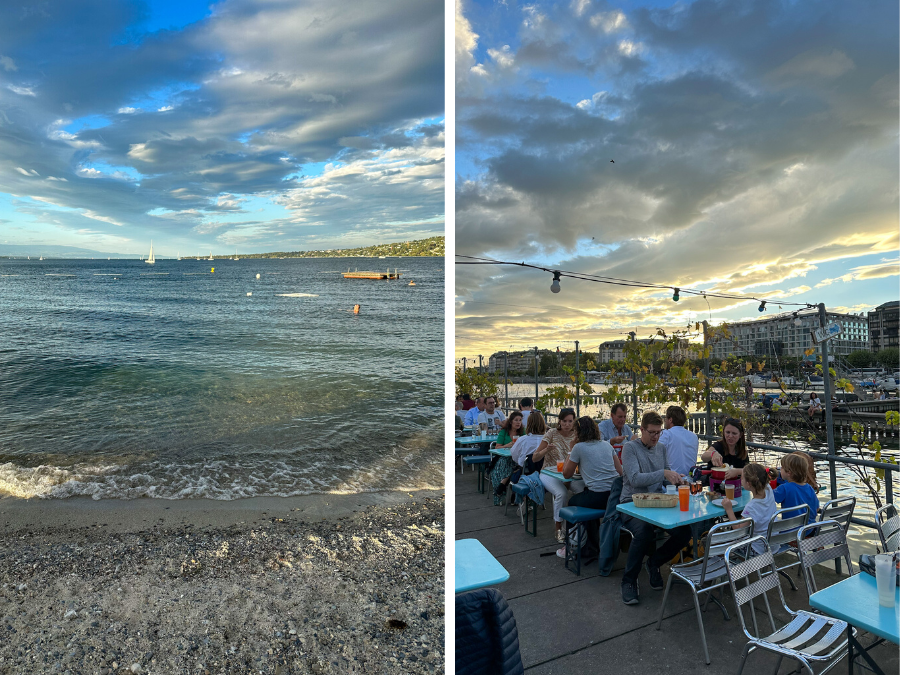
top-left (659, 426), bottom-right (700, 476)
top-left (520, 409), bottom-right (532, 425)
top-left (511, 434), bottom-right (543, 467)
top-left (477, 409), bottom-right (505, 430)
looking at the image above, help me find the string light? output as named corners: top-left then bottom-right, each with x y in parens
top-left (793, 312), bottom-right (803, 326)
top-left (455, 255), bottom-right (816, 308)
top-left (672, 287), bottom-right (680, 302)
top-left (758, 301), bottom-right (767, 312)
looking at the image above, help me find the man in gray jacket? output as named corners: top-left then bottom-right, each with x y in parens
top-left (619, 411), bottom-right (691, 605)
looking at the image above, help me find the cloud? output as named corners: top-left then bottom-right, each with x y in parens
top-left (456, 0), bottom-right (898, 355)
top-left (0, 0), bottom-right (444, 253)
top-left (0, 55), bottom-right (16, 71)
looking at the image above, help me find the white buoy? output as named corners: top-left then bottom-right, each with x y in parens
top-left (247, 292), bottom-right (252, 296)
top-left (256, 273), bottom-right (260, 279)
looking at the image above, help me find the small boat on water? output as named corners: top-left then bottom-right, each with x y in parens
top-left (145, 241), bottom-right (155, 264)
top-left (208, 251), bottom-right (214, 261)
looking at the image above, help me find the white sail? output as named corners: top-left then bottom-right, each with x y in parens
top-left (145, 241), bottom-right (155, 264)
top-left (208, 251), bottom-right (214, 260)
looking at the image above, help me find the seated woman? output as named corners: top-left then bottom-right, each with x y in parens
top-left (807, 392), bottom-right (822, 418)
top-left (509, 412), bottom-right (546, 473)
top-left (531, 408), bottom-right (581, 543)
top-left (558, 416), bottom-right (622, 560)
top-left (489, 411), bottom-right (524, 504)
top-left (700, 417), bottom-right (748, 480)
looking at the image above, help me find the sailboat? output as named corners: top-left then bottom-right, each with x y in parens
top-left (39, 255), bottom-right (43, 260)
top-left (145, 241), bottom-right (155, 264)
top-left (233, 248), bottom-right (239, 261)
top-left (208, 251), bottom-right (214, 261)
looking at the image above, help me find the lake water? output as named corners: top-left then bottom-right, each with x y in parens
top-left (0, 257), bottom-right (444, 500)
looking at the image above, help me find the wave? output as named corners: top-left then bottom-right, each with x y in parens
top-left (275, 293), bottom-right (319, 297)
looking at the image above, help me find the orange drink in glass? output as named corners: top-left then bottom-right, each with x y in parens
top-left (725, 484), bottom-right (735, 501)
top-left (678, 485), bottom-right (689, 511)
top-left (556, 461), bottom-right (564, 473)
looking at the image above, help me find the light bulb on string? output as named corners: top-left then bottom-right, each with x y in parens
top-left (672, 287), bottom-right (680, 302)
top-left (550, 271), bottom-right (561, 294)
top-left (793, 312), bottom-right (802, 327)
top-left (758, 301), bottom-right (767, 313)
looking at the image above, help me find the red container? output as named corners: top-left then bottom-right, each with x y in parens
top-left (769, 479), bottom-right (778, 489)
top-left (678, 486), bottom-right (690, 511)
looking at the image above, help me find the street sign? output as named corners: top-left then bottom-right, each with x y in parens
top-left (812, 322), bottom-right (842, 344)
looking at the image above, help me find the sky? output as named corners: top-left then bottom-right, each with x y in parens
top-left (0, 0), bottom-right (444, 256)
top-left (455, 0), bottom-right (900, 360)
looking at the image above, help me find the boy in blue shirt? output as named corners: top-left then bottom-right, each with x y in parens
top-left (773, 453), bottom-right (819, 524)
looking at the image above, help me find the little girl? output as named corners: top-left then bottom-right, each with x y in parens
top-left (773, 453), bottom-right (819, 524)
top-left (722, 463), bottom-right (777, 555)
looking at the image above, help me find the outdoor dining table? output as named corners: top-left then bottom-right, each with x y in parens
top-left (455, 538), bottom-right (510, 593)
top-left (808, 571), bottom-right (899, 675)
top-left (455, 435), bottom-right (499, 473)
top-left (540, 467), bottom-right (574, 483)
top-left (617, 490), bottom-right (752, 558)
top-left (489, 447), bottom-right (511, 458)
top-left (455, 435), bottom-right (500, 445)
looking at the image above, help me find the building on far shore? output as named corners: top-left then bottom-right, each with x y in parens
top-left (708, 308), bottom-right (869, 360)
top-left (597, 338), bottom-right (691, 364)
top-left (868, 301), bottom-right (899, 353)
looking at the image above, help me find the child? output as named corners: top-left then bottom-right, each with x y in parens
top-left (773, 453), bottom-right (819, 524)
top-left (722, 463), bottom-right (777, 555)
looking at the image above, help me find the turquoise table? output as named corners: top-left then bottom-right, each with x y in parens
top-left (617, 491), bottom-right (752, 528)
top-left (809, 572), bottom-right (899, 675)
top-left (456, 435), bottom-right (499, 445)
top-left (540, 468), bottom-right (575, 483)
top-left (489, 447), bottom-right (512, 458)
top-left (455, 538), bottom-right (510, 593)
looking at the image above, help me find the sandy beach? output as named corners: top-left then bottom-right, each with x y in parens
top-left (0, 490), bottom-right (445, 675)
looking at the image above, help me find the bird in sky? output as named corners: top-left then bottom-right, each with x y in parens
top-left (610, 160), bottom-right (614, 163)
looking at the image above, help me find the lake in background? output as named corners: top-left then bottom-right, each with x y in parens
top-left (0, 256), bottom-right (443, 500)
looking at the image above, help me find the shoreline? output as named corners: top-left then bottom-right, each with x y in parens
top-left (0, 489), bottom-right (445, 674)
top-left (0, 488), bottom-right (443, 535)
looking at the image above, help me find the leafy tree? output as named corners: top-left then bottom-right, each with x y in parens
top-left (455, 367), bottom-right (501, 400)
top-left (846, 350), bottom-right (875, 369)
top-left (875, 348), bottom-right (899, 370)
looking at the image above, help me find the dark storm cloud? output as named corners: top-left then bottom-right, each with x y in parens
top-left (0, 0), bottom-right (444, 250)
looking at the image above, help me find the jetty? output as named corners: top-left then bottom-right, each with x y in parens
top-left (342, 267), bottom-right (401, 280)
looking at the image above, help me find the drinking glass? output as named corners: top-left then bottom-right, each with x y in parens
top-left (875, 554), bottom-right (896, 608)
top-left (678, 485), bottom-right (689, 511)
top-left (556, 461), bottom-right (564, 473)
top-left (724, 484), bottom-right (735, 501)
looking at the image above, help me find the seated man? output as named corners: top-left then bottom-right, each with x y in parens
top-left (477, 396), bottom-right (506, 433)
top-left (619, 411), bottom-right (691, 606)
top-left (659, 405), bottom-right (699, 477)
top-left (518, 397), bottom-right (535, 425)
top-left (599, 402), bottom-right (634, 446)
top-left (463, 397), bottom-right (485, 426)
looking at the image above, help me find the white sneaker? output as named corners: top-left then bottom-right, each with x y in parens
top-left (555, 547), bottom-right (567, 559)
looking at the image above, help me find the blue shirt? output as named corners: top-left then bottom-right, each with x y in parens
top-left (599, 419), bottom-right (632, 445)
top-left (773, 481), bottom-right (819, 524)
top-left (463, 407), bottom-right (483, 426)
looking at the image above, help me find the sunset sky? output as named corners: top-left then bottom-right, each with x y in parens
top-left (455, 0), bottom-right (899, 361)
top-left (0, 0), bottom-right (444, 256)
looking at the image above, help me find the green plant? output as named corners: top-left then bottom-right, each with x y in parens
top-left (536, 364), bottom-right (595, 411)
top-left (455, 367), bottom-right (501, 400)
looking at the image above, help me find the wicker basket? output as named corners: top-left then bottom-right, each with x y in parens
top-left (632, 493), bottom-right (678, 508)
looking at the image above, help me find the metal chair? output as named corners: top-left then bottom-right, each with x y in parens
top-left (875, 503), bottom-right (899, 552)
top-left (724, 536), bottom-right (853, 675)
top-left (818, 496), bottom-right (855, 530)
top-left (656, 518), bottom-right (754, 664)
top-left (765, 504), bottom-right (811, 590)
top-left (796, 520), bottom-right (855, 598)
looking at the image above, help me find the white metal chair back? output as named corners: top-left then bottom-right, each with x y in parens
top-left (796, 520), bottom-right (855, 597)
top-left (876, 504), bottom-right (899, 552)
top-left (818, 496), bottom-right (855, 531)
top-left (766, 504), bottom-right (811, 549)
top-left (723, 536), bottom-right (786, 640)
top-left (724, 536), bottom-right (851, 675)
top-left (700, 518), bottom-right (755, 581)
